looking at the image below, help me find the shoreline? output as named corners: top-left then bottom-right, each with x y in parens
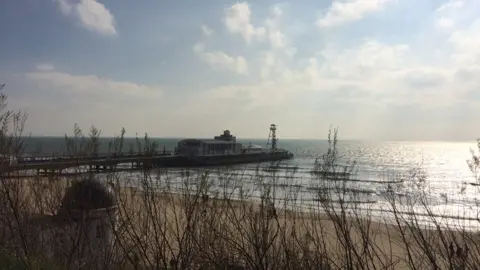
top-left (126, 184), bottom-right (480, 232)
top-left (117, 187), bottom-right (475, 269)
top-left (9, 166), bottom-right (480, 233)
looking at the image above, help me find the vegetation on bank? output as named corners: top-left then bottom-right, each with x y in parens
top-left (1, 85), bottom-right (480, 269)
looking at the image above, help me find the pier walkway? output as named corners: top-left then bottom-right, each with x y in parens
top-left (0, 150), bottom-right (293, 175)
top-left (0, 152), bottom-right (174, 174)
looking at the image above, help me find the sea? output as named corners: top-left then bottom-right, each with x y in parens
top-left (19, 137), bottom-right (480, 230)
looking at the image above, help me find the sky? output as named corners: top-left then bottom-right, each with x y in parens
top-left (1, 0), bottom-right (479, 140)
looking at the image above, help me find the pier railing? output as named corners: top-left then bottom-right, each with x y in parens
top-left (0, 152), bottom-right (177, 173)
top-left (13, 151), bottom-right (173, 164)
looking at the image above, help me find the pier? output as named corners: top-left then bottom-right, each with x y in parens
top-left (0, 125), bottom-right (295, 175)
top-left (0, 150), bottom-right (293, 176)
top-left (0, 152), bottom-right (174, 175)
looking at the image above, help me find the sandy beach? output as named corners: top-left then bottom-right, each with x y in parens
top-left (1, 174), bottom-right (477, 269)
top-left (114, 186), bottom-right (477, 269)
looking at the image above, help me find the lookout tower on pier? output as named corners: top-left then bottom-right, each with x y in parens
top-left (266, 124), bottom-right (277, 152)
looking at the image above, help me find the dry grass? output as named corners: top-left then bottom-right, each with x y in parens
top-left (2, 156), bottom-right (480, 269)
top-left (2, 86), bottom-right (480, 269)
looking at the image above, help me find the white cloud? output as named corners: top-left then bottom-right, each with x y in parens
top-left (431, 0), bottom-right (480, 68)
top-left (192, 41), bottom-right (248, 75)
top-left (317, 40), bottom-right (409, 81)
top-left (432, 1), bottom-right (480, 66)
top-left (259, 51), bottom-right (277, 79)
top-left (268, 31), bottom-right (285, 49)
top-left (26, 0), bottom-right (480, 139)
top-left (17, 69), bottom-right (168, 136)
top-left (436, 17), bottom-right (455, 29)
top-left (25, 70), bottom-right (163, 100)
top-left (265, 6), bottom-right (286, 49)
top-left (449, 20), bottom-right (480, 66)
top-left (35, 63), bottom-right (55, 72)
top-left (223, 2), bottom-right (292, 52)
top-left (195, 3), bottom-right (297, 79)
top-left (201, 25), bottom-right (214, 37)
top-left (55, 0), bottom-right (73, 14)
top-left (55, 0), bottom-right (117, 36)
top-left (183, 30), bottom-right (480, 139)
top-left (317, 0), bottom-right (392, 28)
top-left (436, 0), bottom-right (465, 13)
top-left (195, 50), bottom-right (248, 75)
top-left (272, 5), bottom-right (283, 18)
top-left (224, 2), bottom-right (266, 42)
top-left (203, 52), bottom-right (248, 74)
top-left (197, 4), bottom-right (414, 113)
top-left (190, 40), bottom-right (410, 112)
top-left (192, 42), bottom-right (205, 53)
top-left (434, 0), bottom-right (464, 31)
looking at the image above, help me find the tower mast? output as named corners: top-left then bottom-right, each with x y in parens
top-left (266, 124), bottom-right (277, 152)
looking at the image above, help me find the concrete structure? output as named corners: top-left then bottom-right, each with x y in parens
top-left (176, 130), bottom-right (243, 156)
top-left (214, 129), bottom-right (236, 141)
top-left (24, 178), bottom-right (118, 267)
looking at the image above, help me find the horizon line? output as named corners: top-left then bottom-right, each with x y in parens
top-left (18, 135), bottom-right (478, 143)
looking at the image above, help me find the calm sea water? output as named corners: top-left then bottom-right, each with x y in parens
top-left (20, 137), bottom-right (480, 229)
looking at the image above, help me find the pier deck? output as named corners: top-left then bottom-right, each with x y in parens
top-left (0, 151), bottom-right (293, 174)
top-left (0, 152), bottom-right (173, 173)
